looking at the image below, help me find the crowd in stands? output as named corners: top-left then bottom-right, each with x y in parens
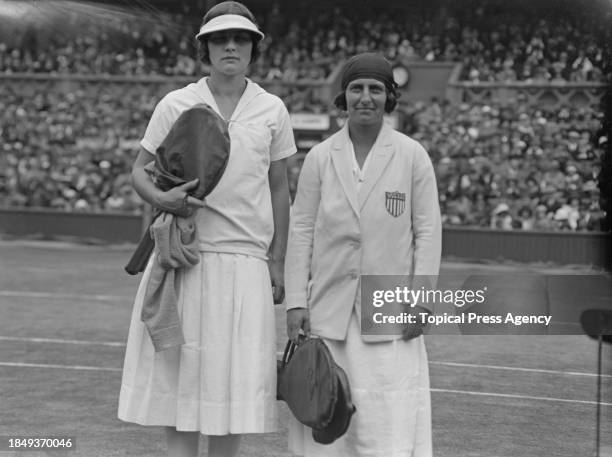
top-left (0, 0), bottom-right (608, 231)
top-left (402, 98), bottom-right (606, 231)
top-left (0, 82), bottom-right (158, 212)
top-left (0, 0), bottom-right (611, 83)
top-left (1, 79), bottom-right (606, 231)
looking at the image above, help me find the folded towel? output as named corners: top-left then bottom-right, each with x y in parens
top-left (141, 212), bottom-right (200, 352)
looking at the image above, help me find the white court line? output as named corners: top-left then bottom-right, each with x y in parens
top-left (0, 290), bottom-right (125, 302)
top-left (550, 321), bottom-right (581, 326)
top-left (0, 239), bottom-right (133, 251)
top-left (11, 265), bottom-right (114, 274)
top-left (0, 361), bottom-right (121, 372)
top-left (0, 361), bottom-right (609, 407)
top-left (1, 336), bottom-right (610, 379)
top-left (429, 361), bottom-right (612, 379)
top-left (0, 336), bottom-right (125, 347)
top-left (431, 388), bottom-right (612, 407)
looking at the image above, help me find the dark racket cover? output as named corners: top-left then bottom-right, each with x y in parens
top-left (125, 103), bottom-right (230, 275)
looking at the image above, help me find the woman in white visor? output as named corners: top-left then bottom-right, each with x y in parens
top-left (117, 2), bottom-right (296, 457)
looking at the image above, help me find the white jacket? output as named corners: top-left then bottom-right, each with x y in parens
top-left (285, 123), bottom-right (442, 342)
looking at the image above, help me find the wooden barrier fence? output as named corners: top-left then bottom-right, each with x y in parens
top-left (0, 209), bottom-right (609, 268)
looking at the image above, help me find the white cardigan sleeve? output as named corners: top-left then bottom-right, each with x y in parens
top-left (410, 142), bottom-right (442, 278)
top-left (284, 148), bottom-right (322, 310)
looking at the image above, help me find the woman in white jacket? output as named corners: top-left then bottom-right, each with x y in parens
top-left (285, 53), bottom-right (442, 457)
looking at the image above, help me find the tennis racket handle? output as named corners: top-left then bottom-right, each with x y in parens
top-left (125, 233), bottom-right (154, 275)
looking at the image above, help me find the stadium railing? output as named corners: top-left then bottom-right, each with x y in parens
top-left (0, 208), bottom-right (610, 268)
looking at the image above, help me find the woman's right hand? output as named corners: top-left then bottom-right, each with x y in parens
top-left (287, 308), bottom-right (310, 343)
top-left (155, 179), bottom-right (206, 217)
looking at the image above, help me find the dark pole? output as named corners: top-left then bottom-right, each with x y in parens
top-left (597, 79), bottom-right (612, 269)
top-left (595, 334), bottom-right (602, 457)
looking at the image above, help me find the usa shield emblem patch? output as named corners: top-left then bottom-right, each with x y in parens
top-left (385, 191), bottom-right (406, 217)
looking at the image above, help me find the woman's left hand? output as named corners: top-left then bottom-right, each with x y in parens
top-left (401, 306), bottom-right (431, 341)
top-left (268, 259), bottom-right (285, 304)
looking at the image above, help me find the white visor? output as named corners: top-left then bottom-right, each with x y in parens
top-left (195, 14), bottom-right (265, 41)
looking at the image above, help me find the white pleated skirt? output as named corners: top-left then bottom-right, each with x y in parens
top-left (118, 252), bottom-right (278, 435)
top-left (288, 313), bottom-right (432, 457)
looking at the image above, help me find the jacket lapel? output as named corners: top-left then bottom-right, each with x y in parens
top-left (358, 124), bottom-right (394, 210)
top-left (330, 125), bottom-right (360, 218)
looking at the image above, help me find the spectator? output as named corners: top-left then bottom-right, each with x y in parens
top-left (1, 0), bottom-right (610, 82)
top-left (490, 203), bottom-right (514, 230)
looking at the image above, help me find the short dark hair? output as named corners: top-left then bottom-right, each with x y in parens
top-left (333, 89), bottom-right (399, 113)
top-left (195, 1), bottom-right (262, 65)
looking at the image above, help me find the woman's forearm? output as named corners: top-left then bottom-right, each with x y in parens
top-left (268, 159), bottom-right (290, 262)
top-left (130, 147), bottom-right (204, 215)
top-left (132, 164), bottom-right (164, 208)
top-left (131, 147), bottom-right (163, 207)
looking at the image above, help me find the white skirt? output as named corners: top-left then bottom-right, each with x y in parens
top-left (118, 252), bottom-right (278, 435)
top-left (288, 313), bottom-right (432, 457)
